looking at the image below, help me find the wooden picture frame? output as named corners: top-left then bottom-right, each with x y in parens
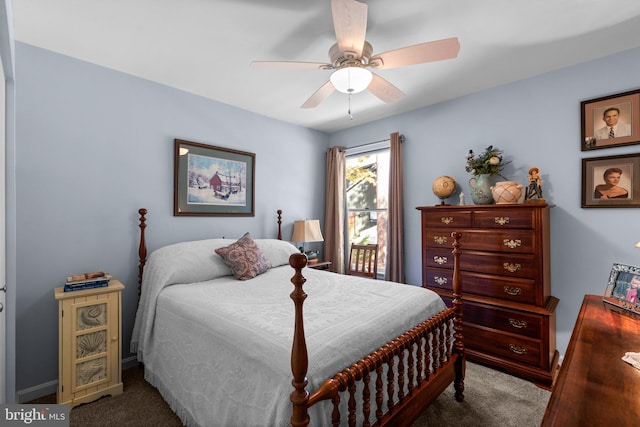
top-left (174, 139), bottom-right (255, 216)
top-left (581, 89), bottom-right (640, 151)
top-left (603, 263), bottom-right (640, 314)
top-left (581, 153), bottom-right (640, 208)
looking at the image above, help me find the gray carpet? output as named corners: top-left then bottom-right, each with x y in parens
top-left (412, 361), bottom-right (551, 426)
top-left (30, 361), bottom-right (550, 426)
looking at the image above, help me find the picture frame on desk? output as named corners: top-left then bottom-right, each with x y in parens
top-left (174, 139), bottom-right (255, 216)
top-left (603, 263), bottom-right (640, 314)
top-left (581, 89), bottom-right (640, 151)
top-left (581, 153), bottom-right (640, 208)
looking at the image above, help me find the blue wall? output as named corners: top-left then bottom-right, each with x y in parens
top-left (13, 39), bottom-right (640, 397)
top-left (330, 47), bottom-right (640, 362)
top-left (14, 42), bottom-right (328, 393)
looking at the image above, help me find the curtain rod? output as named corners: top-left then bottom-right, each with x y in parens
top-left (339, 134), bottom-right (404, 152)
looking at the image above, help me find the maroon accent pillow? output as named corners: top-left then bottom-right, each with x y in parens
top-left (215, 233), bottom-right (272, 280)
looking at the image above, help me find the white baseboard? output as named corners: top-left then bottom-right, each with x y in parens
top-left (17, 355), bottom-right (140, 403)
top-left (17, 379), bottom-right (58, 404)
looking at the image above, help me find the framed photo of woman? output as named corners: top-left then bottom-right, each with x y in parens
top-left (581, 89), bottom-right (640, 151)
top-left (581, 153), bottom-right (640, 208)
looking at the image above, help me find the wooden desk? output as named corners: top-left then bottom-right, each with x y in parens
top-left (541, 294), bottom-right (640, 426)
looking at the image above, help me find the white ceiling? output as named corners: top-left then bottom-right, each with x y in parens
top-left (11, 0), bottom-right (640, 133)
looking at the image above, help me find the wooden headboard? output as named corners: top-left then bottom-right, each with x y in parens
top-left (136, 208), bottom-right (284, 292)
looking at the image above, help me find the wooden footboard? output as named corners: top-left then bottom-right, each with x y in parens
top-left (289, 232), bottom-right (465, 427)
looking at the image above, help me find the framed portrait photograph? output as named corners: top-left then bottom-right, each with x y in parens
top-left (603, 263), bottom-right (640, 314)
top-left (581, 153), bottom-right (640, 208)
top-left (581, 89), bottom-right (640, 151)
top-left (174, 139), bottom-right (255, 216)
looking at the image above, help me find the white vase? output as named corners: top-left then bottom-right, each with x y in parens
top-left (491, 181), bottom-right (524, 204)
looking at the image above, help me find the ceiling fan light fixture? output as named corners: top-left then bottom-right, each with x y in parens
top-left (330, 67), bottom-right (372, 94)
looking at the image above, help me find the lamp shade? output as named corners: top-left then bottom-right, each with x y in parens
top-left (330, 67), bottom-right (372, 94)
top-left (291, 220), bottom-right (324, 243)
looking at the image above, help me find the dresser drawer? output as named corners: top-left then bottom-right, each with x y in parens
top-left (464, 272), bottom-right (537, 304)
top-left (464, 302), bottom-right (543, 339)
top-left (424, 268), bottom-right (454, 290)
top-left (423, 210), bottom-right (472, 228)
top-left (427, 248), bottom-right (537, 279)
top-left (464, 323), bottom-right (542, 367)
top-left (473, 209), bottom-right (534, 229)
top-left (424, 269), bottom-right (537, 304)
top-left (425, 248), bottom-right (457, 269)
top-left (425, 229), bottom-right (535, 253)
top-left (463, 251), bottom-right (536, 279)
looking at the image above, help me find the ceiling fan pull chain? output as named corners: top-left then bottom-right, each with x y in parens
top-left (348, 93), bottom-right (354, 120)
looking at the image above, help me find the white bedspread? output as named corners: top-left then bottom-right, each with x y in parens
top-left (131, 239), bottom-right (446, 426)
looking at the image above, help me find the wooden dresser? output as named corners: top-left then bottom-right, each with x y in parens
top-left (417, 204), bottom-right (559, 388)
top-left (542, 295), bottom-right (640, 426)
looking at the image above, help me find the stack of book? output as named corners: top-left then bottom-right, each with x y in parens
top-left (64, 271), bottom-right (112, 292)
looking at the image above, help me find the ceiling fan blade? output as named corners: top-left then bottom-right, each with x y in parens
top-left (367, 73), bottom-right (404, 104)
top-left (251, 61), bottom-right (331, 70)
top-left (331, 0), bottom-right (368, 59)
top-left (370, 37), bottom-right (460, 70)
top-left (301, 81), bottom-right (336, 108)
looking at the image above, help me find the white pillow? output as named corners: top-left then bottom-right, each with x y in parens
top-left (254, 239), bottom-right (300, 267)
top-left (146, 238), bottom-right (233, 285)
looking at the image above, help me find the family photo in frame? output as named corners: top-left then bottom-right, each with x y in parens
top-left (581, 153), bottom-right (640, 208)
top-left (581, 89), bottom-right (640, 151)
top-left (174, 139), bottom-right (255, 216)
top-left (603, 263), bottom-right (640, 313)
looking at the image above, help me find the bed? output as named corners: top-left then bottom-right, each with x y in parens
top-left (131, 209), bottom-right (465, 426)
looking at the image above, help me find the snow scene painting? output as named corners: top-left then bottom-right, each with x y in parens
top-left (187, 153), bottom-right (247, 207)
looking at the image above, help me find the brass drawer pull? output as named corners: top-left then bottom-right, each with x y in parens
top-left (503, 263), bottom-right (521, 273)
top-left (503, 239), bottom-right (521, 249)
top-left (434, 236), bottom-right (448, 245)
top-left (495, 216), bottom-right (510, 226)
top-left (503, 286), bottom-right (522, 296)
top-left (440, 217), bottom-right (453, 225)
top-left (434, 256), bottom-right (448, 265)
top-left (508, 318), bottom-right (528, 329)
top-left (434, 276), bottom-right (448, 286)
top-left (509, 344), bottom-right (527, 355)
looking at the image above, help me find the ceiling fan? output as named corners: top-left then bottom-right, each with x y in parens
top-left (251, 0), bottom-right (460, 109)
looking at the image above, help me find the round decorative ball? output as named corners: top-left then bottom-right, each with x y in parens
top-left (432, 175), bottom-right (457, 203)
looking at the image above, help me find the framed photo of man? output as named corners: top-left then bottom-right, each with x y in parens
top-left (581, 89), bottom-right (640, 151)
top-left (581, 153), bottom-right (640, 208)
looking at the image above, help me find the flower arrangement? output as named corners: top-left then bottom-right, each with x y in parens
top-left (465, 145), bottom-right (510, 178)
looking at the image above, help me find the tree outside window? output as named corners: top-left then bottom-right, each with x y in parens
top-left (346, 150), bottom-right (389, 277)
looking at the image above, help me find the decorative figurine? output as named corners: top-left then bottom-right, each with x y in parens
top-left (459, 192), bottom-right (465, 206)
top-left (524, 166), bottom-right (545, 204)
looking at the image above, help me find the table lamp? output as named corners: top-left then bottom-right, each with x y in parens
top-left (291, 220), bottom-right (324, 260)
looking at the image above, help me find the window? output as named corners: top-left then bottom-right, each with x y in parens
top-left (346, 148), bottom-right (389, 278)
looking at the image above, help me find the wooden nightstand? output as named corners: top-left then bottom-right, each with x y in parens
top-left (307, 261), bottom-right (332, 271)
top-left (54, 280), bottom-right (124, 408)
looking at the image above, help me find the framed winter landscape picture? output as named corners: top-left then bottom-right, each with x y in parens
top-left (174, 139), bottom-right (255, 216)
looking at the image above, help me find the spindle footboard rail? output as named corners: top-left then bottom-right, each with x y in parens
top-left (289, 232), bottom-right (465, 427)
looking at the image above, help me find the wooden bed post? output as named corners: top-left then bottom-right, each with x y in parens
top-left (289, 253), bottom-right (310, 427)
top-left (277, 209), bottom-right (283, 240)
top-left (451, 231), bottom-right (465, 402)
top-left (138, 208), bottom-right (147, 299)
